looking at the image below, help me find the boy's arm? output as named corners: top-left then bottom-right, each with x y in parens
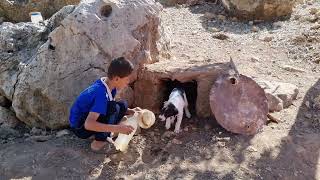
top-left (84, 112), bottom-right (134, 134)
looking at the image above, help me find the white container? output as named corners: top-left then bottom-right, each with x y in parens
top-left (112, 110), bottom-right (155, 152)
top-left (113, 116), bottom-right (138, 152)
top-left (29, 12), bottom-right (43, 24)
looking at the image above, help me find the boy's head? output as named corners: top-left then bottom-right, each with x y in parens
top-left (107, 57), bottom-right (134, 89)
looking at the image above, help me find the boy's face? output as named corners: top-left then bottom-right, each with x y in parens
top-left (114, 76), bottom-right (130, 89)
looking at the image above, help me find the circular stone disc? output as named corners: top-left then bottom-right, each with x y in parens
top-left (209, 74), bottom-right (268, 135)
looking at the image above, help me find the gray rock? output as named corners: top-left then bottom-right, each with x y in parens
top-left (0, 22), bottom-right (47, 100)
top-left (30, 127), bottom-right (43, 136)
top-left (0, 106), bottom-right (19, 128)
top-left (0, 126), bottom-right (20, 139)
top-left (46, 5), bottom-right (76, 32)
top-left (313, 95), bottom-right (320, 109)
top-left (265, 93), bottom-right (283, 112)
top-left (11, 0), bottom-right (166, 129)
top-left (222, 0), bottom-right (295, 20)
top-left (27, 135), bottom-right (51, 142)
top-left (56, 129), bottom-right (70, 137)
top-left (0, 0), bottom-right (80, 22)
top-left (255, 79), bottom-right (299, 112)
top-left (282, 65), bottom-right (306, 73)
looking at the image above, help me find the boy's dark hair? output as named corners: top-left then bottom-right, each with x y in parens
top-left (107, 57), bottom-right (134, 79)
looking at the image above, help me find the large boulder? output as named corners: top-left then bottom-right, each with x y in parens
top-left (0, 22), bottom-right (47, 101)
top-left (46, 5), bottom-right (77, 32)
top-left (221, 0), bottom-right (295, 20)
top-left (0, 0), bottom-right (80, 22)
top-left (115, 86), bottom-right (135, 108)
top-left (12, 0), bottom-right (165, 129)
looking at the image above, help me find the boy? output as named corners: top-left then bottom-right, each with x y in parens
top-left (69, 57), bottom-right (138, 152)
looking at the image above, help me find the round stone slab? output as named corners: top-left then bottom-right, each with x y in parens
top-left (209, 74), bottom-right (268, 135)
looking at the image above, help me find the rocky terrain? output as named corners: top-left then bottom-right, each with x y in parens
top-left (0, 0), bottom-right (319, 179)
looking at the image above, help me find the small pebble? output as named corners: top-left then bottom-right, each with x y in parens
top-left (252, 26), bottom-right (259, 32)
top-left (56, 129), bottom-right (70, 138)
top-left (209, 27), bottom-right (220, 33)
top-left (204, 12), bottom-right (216, 19)
top-left (309, 8), bottom-right (318, 15)
top-left (217, 15), bottom-right (226, 21)
top-left (212, 33), bottom-right (229, 40)
top-left (172, 138), bottom-right (182, 145)
top-left (311, 23), bottom-right (320, 30)
top-left (251, 56), bottom-right (260, 62)
top-left (263, 36), bottom-right (273, 42)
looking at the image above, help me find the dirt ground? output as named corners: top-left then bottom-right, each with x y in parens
top-left (1, 1), bottom-right (320, 180)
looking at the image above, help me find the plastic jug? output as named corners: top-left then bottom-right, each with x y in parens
top-left (112, 110), bottom-right (155, 152)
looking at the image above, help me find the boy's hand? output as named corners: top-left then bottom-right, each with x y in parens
top-left (133, 107), bottom-right (142, 111)
top-left (127, 107), bottom-right (143, 115)
top-left (116, 125), bottom-right (135, 135)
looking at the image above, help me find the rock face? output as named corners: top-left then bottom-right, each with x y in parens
top-left (12, 0), bottom-right (164, 129)
top-left (46, 5), bottom-right (77, 32)
top-left (0, 95), bottom-right (10, 107)
top-left (0, 106), bottom-right (19, 128)
top-left (221, 0), bottom-right (295, 20)
top-left (159, 0), bottom-right (202, 6)
top-left (255, 79), bottom-right (299, 112)
top-left (0, 0), bottom-right (80, 22)
top-left (313, 94), bottom-right (320, 110)
top-left (0, 22), bottom-right (48, 101)
top-left (115, 86), bottom-right (135, 108)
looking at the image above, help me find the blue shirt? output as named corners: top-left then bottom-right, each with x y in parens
top-left (69, 79), bottom-right (116, 128)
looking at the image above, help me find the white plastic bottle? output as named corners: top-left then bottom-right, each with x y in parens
top-left (113, 115), bottom-right (138, 152)
top-left (112, 110), bottom-right (155, 152)
top-left (29, 12), bottom-right (43, 24)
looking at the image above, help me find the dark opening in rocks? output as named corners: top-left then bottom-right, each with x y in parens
top-left (229, 77), bottom-right (237, 85)
top-left (0, 96), bottom-right (11, 108)
top-left (100, 5), bottom-right (112, 18)
top-left (161, 79), bottom-right (198, 115)
top-left (129, 82), bottom-right (135, 90)
top-left (48, 44), bottom-right (55, 50)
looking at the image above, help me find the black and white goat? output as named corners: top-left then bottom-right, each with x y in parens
top-left (159, 88), bottom-right (191, 133)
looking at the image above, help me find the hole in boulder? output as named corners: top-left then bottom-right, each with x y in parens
top-left (100, 5), bottom-right (112, 18)
top-left (48, 44), bottom-right (55, 50)
top-left (230, 77), bottom-right (237, 85)
top-left (160, 79), bottom-right (198, 115)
